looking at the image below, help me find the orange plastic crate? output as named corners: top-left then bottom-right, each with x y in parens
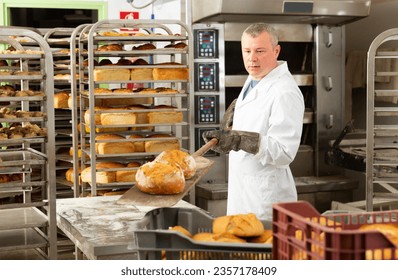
top-left (272, 201), bottom-right (398, 260)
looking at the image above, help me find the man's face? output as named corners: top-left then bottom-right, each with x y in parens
top-left (241, 31), bottom-right (280, 80)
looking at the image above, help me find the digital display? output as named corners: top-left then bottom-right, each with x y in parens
top-left (194, 29), bottom-right (218, 58)
top-left (283, 2), bottom-right (314, 13)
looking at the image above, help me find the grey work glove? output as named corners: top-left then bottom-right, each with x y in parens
top-left (202, 129), bottom-right (260, 154)
top-left (220, 99), bottom-right (237, 130)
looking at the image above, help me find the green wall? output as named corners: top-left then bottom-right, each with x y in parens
top-left (0, 0), bottom-right (108, 26)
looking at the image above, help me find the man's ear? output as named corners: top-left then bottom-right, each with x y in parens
top-left (274, 44), bottom-right (281, 58)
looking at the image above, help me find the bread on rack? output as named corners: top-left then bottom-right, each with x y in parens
top-left (135, 161), bottom-right (185, 194)
top-left (69, 146), bottom-right (84, 158)
top-left (65, 167), bottom-right (82, 184)
top-left (68, 94), bottom-right (85, 108)
top-left (84, 106), bottom-right (128, 132)
top-left (81, 162), bottom-right (125, 184)
top-left (95, 134), bottom-right (135, 155)
top-left (133, 43), bottom-right (156, 50)
top-left (154, 149), bottom-right (196, 179)
top-left (116, 161), bottom-right (141, 182)
top-left (153, 62), bottom-right (189, 80)
top-left (92, 88), bottom-right (113, 95)
top-left (144, 133), bottom-right (180, 153)
top-left (54, 92), bottom-right (70, 108)
top-left (164, 42), bottom-right (187, 49)
top-left (147, 105), bottom-right (183, 124)
top-left (133, 87), bottom-right (178, 95)
top-left (101, 88), bottom-right (152, 107)
top-left (82, 58), bottom-right (98, 67)
top-left (129, 104), bottom-right (152, 131)
top-left (99, 107), bottom-right (137, 126)
top-left (96, 44), bottom-right (123, 51)
top-left (128, 134), bottom-right (145, 152)
top-left (130, 59), bottom-right (153, 80)
top-left (116, 58), bottom-right (132, 65)
top-left (99, 31), bottom-right (130, 37)
top-left (94, 68), bottom-right (130, 81)
top-left (99, 59), bottom-right (113, 66)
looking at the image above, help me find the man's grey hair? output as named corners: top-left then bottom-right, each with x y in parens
top-left (242, 23), bottom-right (279, 47)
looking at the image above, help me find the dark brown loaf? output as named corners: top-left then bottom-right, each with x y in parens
top-left (133, 43), bottom-right (156, 50)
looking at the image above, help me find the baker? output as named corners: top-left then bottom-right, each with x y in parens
top-left (203, 23), bottom-right (305, 221)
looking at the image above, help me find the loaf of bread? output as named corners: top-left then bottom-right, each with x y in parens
top-left (93, 88), bottom-right (113, 95)
top-left (54, 92), bottom-right (70, 108)
top-left (153, 62), bottom-right (189, 80)
top-left (144, 134), bottom-right (180, 153)
top-left (133, 87), bottom-right (178, 95)
top-left (68, 94), bottom-right (86, 108)
top-left (164, 42), bottom-right (187, 49)
top-left (154, 149), bottom-right (196, 179)
top-left (116, 161), bottom-right (141, 182)
top-left (148, 105), bottom-right (183, 124)
top-left (99, 59), bottom-right (113, 66)
top-left (129, 104), bottom-right (153, 131)
top-left (135, 161), bottom-right (185, 194)
top-left (212, 213), bottom-right (264, 237)
top-left (128, 134), bottom-right (146, 152)
top-left (130, 68), bottom-right (153, 80)
top-left (65, 167), bottom-right (82, 184)
top-left (69, 146), bottom-right (84, 158)
top-left (247, 229), bottom-right (273, 244)
top-left (96, 44), bottom-right (123, 51)
top-left (81, 162), bottom-right (125, 184)
top-left (95, 134), bottom-right (135, 154)
top-left (84, 107), bottom-right (128, 133)
top-left (94, 68), bottom-right (130, 81)
top-left (133, 43), bottom-right (156, 50)
top-left (100, 107), bottom-right (137, 126)
top-left (116, 58), bottom-right (132, 65)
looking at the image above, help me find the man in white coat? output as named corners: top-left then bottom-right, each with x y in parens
top-left (203, 23), bottom-right (305, 221)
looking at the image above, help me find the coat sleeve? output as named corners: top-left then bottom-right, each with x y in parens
top-left (255, 85), bottom-right (305, 167)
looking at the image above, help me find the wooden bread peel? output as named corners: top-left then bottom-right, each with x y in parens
top-left (116, 138), bottom-right (218, 207)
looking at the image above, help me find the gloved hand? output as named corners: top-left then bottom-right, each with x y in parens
top-left (220, 99), bottom-right (237, 130)
top-left (202, 129), bottom-right (260, 154)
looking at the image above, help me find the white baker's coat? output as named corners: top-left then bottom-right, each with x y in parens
top-left (227, 61), bottom-right (305, 221)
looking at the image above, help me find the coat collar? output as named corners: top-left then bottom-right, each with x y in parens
top-left (238, 61), bottom-right (288, 105)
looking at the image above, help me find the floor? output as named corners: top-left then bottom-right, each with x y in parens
top-left (0, 234), bottom-right (76, 260)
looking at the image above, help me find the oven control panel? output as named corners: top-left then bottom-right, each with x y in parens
top-left (195, 127), bottom-right (218, 156)
top-left (195, 95), bottom-right (219, 124)
top-left (194, 29), bottom-right (218, 58)
top-left (194, 62), bottom-right (219, 91)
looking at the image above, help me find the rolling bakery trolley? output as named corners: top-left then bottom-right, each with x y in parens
top-left (0, 27), bottom-right (57, 259)
top-left (76, 19), bottom-right (193, 197)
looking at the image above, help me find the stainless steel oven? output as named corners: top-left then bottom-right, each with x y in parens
top-left (187, 0), bottom-right (371, 185)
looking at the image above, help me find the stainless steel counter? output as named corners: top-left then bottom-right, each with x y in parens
top-left (56, 195), bottom-right (198, 260)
